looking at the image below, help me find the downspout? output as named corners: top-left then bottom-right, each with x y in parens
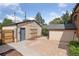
top-left (0, 29), bottom-right (2, 45)
top-left (73, 31), bottom-right (76, 41)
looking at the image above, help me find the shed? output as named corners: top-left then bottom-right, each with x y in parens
top-left (48, 24), bottom-right (77, 42)
top-left (2, 20), bottom-right (42, 43)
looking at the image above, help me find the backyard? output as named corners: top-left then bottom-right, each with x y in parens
top-left (0, 37), bottom-right (69, 56)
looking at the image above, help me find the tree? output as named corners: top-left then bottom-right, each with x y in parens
top-left (35, 12), bottom-right (45, 25)
top-left (49, 10), bottom-right (72, 24)
top-left (35, 12), bottom-right (48, 36)
top-left (42, 24), bottom-right (49, 36)
top-left (61, 10), bottom-right (71, 24)
top-left (2, 18), bottom-right (13, 26)
top-left (49, 17), bottom-right (64, 24)
top-left (0, 23), bottom-right (2, 29)
top-left (42, 27), bottom-right (48, 36)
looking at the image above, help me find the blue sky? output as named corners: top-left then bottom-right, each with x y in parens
top-left (0, 3), bottom-right (76, 24)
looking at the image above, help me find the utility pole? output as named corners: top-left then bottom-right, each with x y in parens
top-left (25, 11), bottom-right (26, 20)
top-left (14, 11), bottom-right (16, 23)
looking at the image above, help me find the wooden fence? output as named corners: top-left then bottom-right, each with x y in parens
top-left (0, 30), bottom-right (14, 44)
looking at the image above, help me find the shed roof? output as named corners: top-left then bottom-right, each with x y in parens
top-left (3, 20), bottom-right (42, 28)
top-left (48, 24), bottom-right (76, 30)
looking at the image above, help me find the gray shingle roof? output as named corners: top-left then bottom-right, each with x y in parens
top-left (3, 20), bottom-right (42, 28)
top-left (48, 24), bottom-right (76, 30)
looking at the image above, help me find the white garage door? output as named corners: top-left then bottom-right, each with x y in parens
top-left (49, 30), bottom-right (75, 42)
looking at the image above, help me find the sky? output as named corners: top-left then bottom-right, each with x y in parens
top-left (0, 3), bottom-right (76, 24)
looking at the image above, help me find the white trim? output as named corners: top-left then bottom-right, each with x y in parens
top-left (18, 27), bottom-right (26, 41)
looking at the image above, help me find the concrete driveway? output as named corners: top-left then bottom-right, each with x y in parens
top-left (25, 40), bottom-right (68, 56)
top-left (7, 37), bottom-right (68, 56)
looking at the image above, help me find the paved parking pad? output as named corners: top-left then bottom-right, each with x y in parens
top-left (26, 40), bottom-right (68, 56)
top-left (8, 39), bottom-right (68, 56)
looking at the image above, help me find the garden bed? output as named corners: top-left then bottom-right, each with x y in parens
top-left (68, 41), bottom-right (79, 56)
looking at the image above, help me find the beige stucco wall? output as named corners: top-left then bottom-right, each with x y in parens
top-left (49, 30), bottom-right (78, 42)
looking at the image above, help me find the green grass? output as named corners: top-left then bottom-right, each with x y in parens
top-left (68, 41), bottom-right (79, 56)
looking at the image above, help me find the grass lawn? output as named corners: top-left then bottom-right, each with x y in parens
top-left (68, 41), bottom-right (79, 56)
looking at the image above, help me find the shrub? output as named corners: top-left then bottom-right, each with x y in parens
top-left (68, 41), bottom-right (79, 56)
top-left (42, 28), bottom-right (49, 36)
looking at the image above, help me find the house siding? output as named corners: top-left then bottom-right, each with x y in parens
top-left (72, 5), bottom-right (79, 38)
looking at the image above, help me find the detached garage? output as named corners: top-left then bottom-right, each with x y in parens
top-left (48, 24), bottom-right (77, 42)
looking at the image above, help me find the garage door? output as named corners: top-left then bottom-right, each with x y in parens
top-left (49, 30), bottom-right (75, 42)
top-left (2, 30), bottom-right (14, 43)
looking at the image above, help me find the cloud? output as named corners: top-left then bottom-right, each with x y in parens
top-left (6, 14), bottom-right (23, 23)
top-left (58, 3), bottom-right (67, 8)
top-left (0, 3), bottom-right (24, 15)
top-left (61, 10), bottom-right (72, 15)
top-left (45, 12), bottom-right (62, 24)
top-left (17, 8), bottom-right (24, 15)
top-left (0, 3), bottom-right (19, 7)
top-left (46, 11), bottom-right (64, 24)
top-left (27, 17), bottom-right (35, 20)
top-left (49, 12), bottom-right (61, 19)
top-left (0, 3), bottom-right (19, 10)
top-left (0, 3), bottom-right (26, 23)
top-left (61, 10), bottom-right (66, 14)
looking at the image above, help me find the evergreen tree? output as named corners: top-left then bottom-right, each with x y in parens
top-left (35, 12), bottom-right (45, 25)
top-left (61, 10), bottom-right (71, 24)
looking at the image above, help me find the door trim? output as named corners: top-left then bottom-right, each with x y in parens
top-left (20, 28), bottom-right (26, 41)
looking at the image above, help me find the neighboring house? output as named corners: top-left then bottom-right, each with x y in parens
top-left (48, 24), bottom-right (78, 42)
top-left (2, 20), bottom-right (42, 43)
top-left (71, 3), bottom-right (79, 39)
